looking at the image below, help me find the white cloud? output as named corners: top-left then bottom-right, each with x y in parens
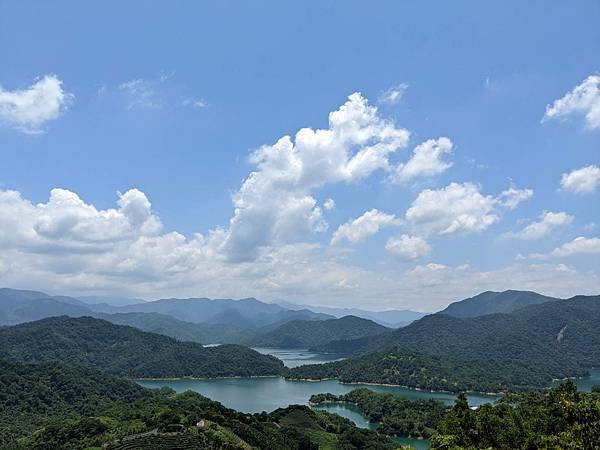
top-left (405, 182), bottom-right (498, 236)
top-left (379, 83), bottom-right (409, 105)
top-left (331, 209), bottom-right (399, 245)
top-left (119, 79), bottom-right (161, 109)
top-left (385, 234), bottom-right (431, 260)
top-left (561, 165), bottom-right (600, 194)
top-left (0, 75), bottom-right (73, 133)
top-left (0, 188), bottom-right (162, 253)
top-left (510, 211), bottom-right (573, 240)
top-left (222, 92), bottom-right (410, 260)
top-left (182, 98), bottom-right (207, 108)
top-left (543, 74), bottom-right (600, 129)
top-left (323, 198), bottom-right (336, 210)
top-left (497, 186), bottom-right (534, 209)
top-left (391, 137), bottom-right (453, 183)
top-left (552, 236), bottom-right (600, 257)
top-left (0, 187), bottom-right (598, 311)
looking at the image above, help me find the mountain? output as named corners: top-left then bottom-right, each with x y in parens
top-left (98, 296), bottom-right (334, 328)
top-left (0, 316), bottom-right (284, 378)
top-left (276, 300), bottom-right (427, 327)
top-left (250, 315), bottom-right (390, 348)
top-left (0, 288), bottom-right (92, 325)
top-left (0, 360), bottom-right (394, 450)
top-left (76, 295), bottom-right (146, 307)
top-left (440, 289), bottom-right (560, 318)
top-left (0, 288), bottom-right (335, 336)
top-left (295, 295), bottom-right (600, 392)
top-left (98, 311), bottom-right (259, 344)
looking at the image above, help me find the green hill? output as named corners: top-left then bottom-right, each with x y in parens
top-left (249, 315), bottom-right (389, 348)
top-left (0, 361), bottom-right (395, 450)
top-left (98, 311), bottom-right (259, 344)
top-left (294, 295), bottom-right (600, 392)
top-left (441, 289), bottom-right (560, 318)
top-left (0, 316), bottom-right (284, 378)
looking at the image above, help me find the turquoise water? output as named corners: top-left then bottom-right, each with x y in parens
top-left (136, 376), bottom-right (498, 413)
top-left (313, 403), bottom-right (430, 450)
top-left (251, 347), bottom-right (344, 368)
top-left (136, 349), bottom-right (600, 450)
top-left (136, 376), bottom-right (496, 450)
top-left (554, 368), bottom-right (600, 392)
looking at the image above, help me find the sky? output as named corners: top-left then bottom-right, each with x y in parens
top-left (0, 1), bottom-right (599, 311)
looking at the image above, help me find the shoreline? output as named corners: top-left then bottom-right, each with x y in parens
top-left (286, 377), bottom-right (505, 396)
top-left (134, 374), bottom-right (281, 381)
top-left (136, 374), bottom-right (505, 396)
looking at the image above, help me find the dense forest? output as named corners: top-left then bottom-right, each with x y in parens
top-left (249, 315), bottom-right (389, 348)
top-left (440, 290), bottom-right (559, 318)
top-left (0, 360), bottom-right (397, 450)
top-left (431, 380), bottom-right (600, 449)
top-left (97, 311), bottom-right (259, 345)
top-left (307, 296), bottom-right (600, 391)
top-left (310, 388), bottom-right (448, 439)
top-left (0, 316), bottom-right (285, 378)
top-left (288, 348), bottom-right (549, 393)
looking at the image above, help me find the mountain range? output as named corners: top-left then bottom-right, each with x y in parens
top-left (291, 294), bottom-right (600, 392)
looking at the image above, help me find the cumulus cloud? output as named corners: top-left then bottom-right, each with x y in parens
top-left (391, 137), bottom-right (453, 183)
top-left (331, 209), bottom-right (399, 245)
top-left (222, 93), bottom-right (410, 260)
top-left (552, 236), bottom-right (600, 257)
top-left (497, 186), bottom-right (534, 209)
top-left (561, 165), bottom-right (600, 194)
top-left (0, 187), bottom-right (598, 311)
top-left (509, 211), bottom-right (573, 240)
top-left (543, 75), bottom-right (600, 129)
top-left (0, 75), bottom-right (73, 133)
top-left (379, 83), bottom-right (409, 105)
top-left (405, 182), bottom-right (498, 236)
top-left (323, 198), bottom-right (336, 210)
top-left (0, 188), bottom-right (162, 253)
top-left (385, 234), bottom-right (431, 260)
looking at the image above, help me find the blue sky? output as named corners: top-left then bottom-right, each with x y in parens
top-left (0, 1), bottom-right (599, 310)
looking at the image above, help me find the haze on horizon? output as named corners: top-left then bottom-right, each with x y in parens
top-left (0, 2), bottom-right (599, 311)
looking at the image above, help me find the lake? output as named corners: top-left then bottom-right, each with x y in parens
top-left (136, 348), bottom-right (497, 450)
top-left (135, 351), bottom-right (600, 450)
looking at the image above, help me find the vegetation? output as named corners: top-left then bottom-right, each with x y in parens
top-left (440, 289), bottom-right (559, 318)
top-left (0, 360), bottom-right (396, 449)
top-left (0, 316), bottom-right (284, 378)
top-left (98, 311), bottom-right (260, 344)
top-left (431, 380), bottom-right (600, 449)
top-left (250, 315), bottom-right (389, 348)
top-left (310, 388), bottom-right (448, 439)
top-left (309, 296), bottom-right (600, 392)
top-left (289, 348), bottom-right (547, 393)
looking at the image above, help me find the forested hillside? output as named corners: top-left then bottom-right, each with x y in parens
top-left (0, 316), bottom-right (284, 378)
top-left (98, 311), bottom-right (259, 344)
top-left (250, 315), bottom-right (389, 348)
top-left (300, 296), bottom-right (600, 391)
top-left (310, 388), bottom-right (448, 439)
top-left (289, 348), bottom-right (549, 392)
top-left (440, 289), bottom-right (559, 318)
top-left (0, 361), bottom-right (396, 450)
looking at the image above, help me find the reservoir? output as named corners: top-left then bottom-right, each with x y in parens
top-left (136, 351), bottom-right (600, 450)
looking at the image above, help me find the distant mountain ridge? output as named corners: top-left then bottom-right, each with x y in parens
top-left (440, 289), bottom-right (561, 318)
top-left (276, 300), bottom-right (426, 327)
top-left (0, 288), bottom-right (333, 331)
top-left (249, 315), bottom-right (389, 348)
